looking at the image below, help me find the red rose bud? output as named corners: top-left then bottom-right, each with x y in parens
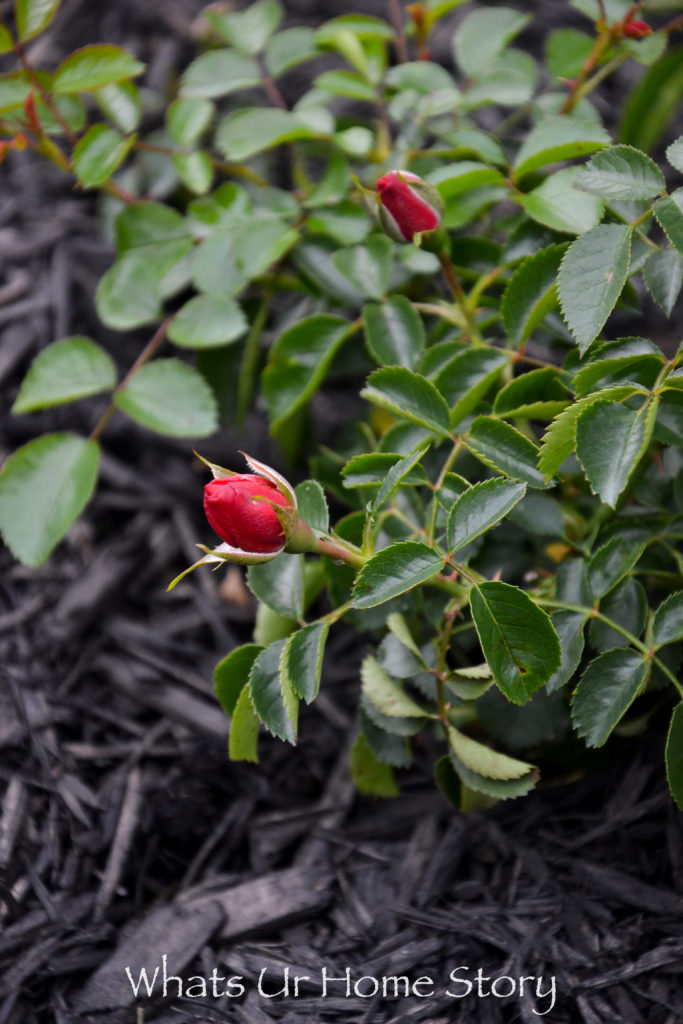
top-left (376, 170), bottom-right (444, 244)
top-left (622, 18), bottom-right (652, 37)
top-left (204, 474), bottom-right (292, 553)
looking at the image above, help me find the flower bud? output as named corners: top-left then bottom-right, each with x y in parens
top-left (167, 454), bottom-right (301, 590)
top-left (204, 475), bottom-right (292, 553)
top-left (622, 18), bottom-right (652, 38)
top-left (376, 169), bottom-right (444, 244)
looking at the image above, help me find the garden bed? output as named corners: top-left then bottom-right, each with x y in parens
top-left (1, 0), bottom-right (683, 1021)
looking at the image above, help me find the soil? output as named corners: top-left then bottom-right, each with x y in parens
top-left (1, 1), bottom-right (682, 1022)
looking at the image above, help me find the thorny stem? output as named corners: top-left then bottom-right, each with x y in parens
top-left (89, 319), bottom-right (172, 442)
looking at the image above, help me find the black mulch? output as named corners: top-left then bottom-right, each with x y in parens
top-left (1, 2), bottom-right (683, 1022)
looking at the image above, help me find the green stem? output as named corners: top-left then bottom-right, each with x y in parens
top-left (315, 538), bottom-right (366, 569)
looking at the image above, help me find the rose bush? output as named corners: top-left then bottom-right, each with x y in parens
top-left (1, 0), bottom-right (683, 808)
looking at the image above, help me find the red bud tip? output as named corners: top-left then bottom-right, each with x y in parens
top-left (622, 18), bottom-right (652, 38)
top-left (204, 475), bottom-right (293, 553)
top-left (376, 169), bottom-right (443, 244)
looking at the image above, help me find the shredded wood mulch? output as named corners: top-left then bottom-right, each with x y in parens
top-left (1, 2), bottom-right (683, 1022)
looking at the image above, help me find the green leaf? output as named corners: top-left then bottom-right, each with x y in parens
top-left (514, 115), bottom-right (610, 180)
top-left (574, 145), bottom-right (665, 201)
top-left (214, 644), bottom-right (263, 716)
top-left (332, 237), bottom-right (393, 301)
top-left (115, 202), bottom-right (193, 278)
top-left (447, 725), bottom-right (534, 780)
top-left (653, 592), bottom-right (683, 648)
top-left (665, 704), bottom-right (683, 810)
top-left (16, 0), bottom-right (61, 41)
top-left (363, 297), bottom-right (425, 369)
top-left (518, 167), bottom-right (605, 235)
top-left (343, 452), bottom-right (427, 490)
top-left (465, 416), bottom-right (546, 488)
top-left (643, 248), bottom-right (683, 317)
top-left (317, 14), bottom-right (394, 44)
top-left (435, 347), bottom-right (510, 428)
top-left (588, 535), bottom-right (646, 598)
top-left (545, 611), bottom-right (586, 693)
top-left (114, 359), bottom-right (217, 437)
top-left (350, 735), bottom-right (399, 797)
top-left (180, 50), bottom-right (260, 99)
top-left (469, 581), bottom-right (561, 704)
top-left (558, 224), bottom-right (632, 353)
top-left (463, 50), bottom-right (537, 110)
top-left (573, 353), bottom-right (663, 396)
top-left (361, 708), bottom-right (412, 769)
top-left (667, 137), bottom-right (683, 175)
top-left (494, 368), bottom-right (569, 420)
top-left (96, 255), bottom-right (161, 331)
top-left (454, 6), bottom-right (530, 77)
top-left (12, 337), bottom-right (116, 413)
top-left (545, 28), bottom-right (594, 80)
top-left (0, 433), bottom-right (99, 568)
top-left (228, 684), bottom-right (260, 762)
top-left (263, 314), bottom-right (351, 429)
top-left (295, 480), bottom-right (329, 534)
top-left (0, 70), bottom-right (33, 114)
top-left (371, 445), bottom-right (429, 514)
top-left (72, 124), bottom-right (135, 187)
top-left (427, 161), bottom-right (505, 197)
top-left (248, 639), bottom-right (296, 743)
top-left (307, 201), bottom-right (370, 246)
top-left (168, 294), bottom-right (246, 349)
top-left (361, 656), bottom-right (429, 718)
top-left (353, 542), bottom-right (444, 609)
top-left (216, 107), bottom-right (315, 162)
top-left (386, 612), bottom-right (424, 661)
top-left (247, 554), bottom-right (303, 620)
top-left (448, 750), bottom-right (538, 799)
top-left (0, 24), bottom-right (14, 53)
top-left (501, 245), bottom-right (566, 344)
top-left (538, 385), bottom-right (638, 480)
top-left (95, 80), bottom-right (140, 133)
top-left (361, 367), bottom-right (453, 439)
top-left (172, 151), bottom-right (213, 195)
top-left (620, 47), bottom-right (683, 154)
top-left (207, 0), bottom-right (282, 55)
top-left (316, 69), bottom-right (376, 101)
top-left (282, 621), bottom-right (329, 703)
top-left (589, 578), bottom-right (646, 652)
top-left (166, 96), bottom-right (213, 145)
top-left (576, 397), bottom-right (657, 506)
top-left (266, 27), bottom-right (319, 77)
top-left (654, 193), bottom-right (683, 257)
top-left (53, 44), bottom-right (144, 93)
top-left (448, 478), bottom-right (527, 553)
top-left (433, 755), bottom-right (462, 807)
top-left (572, 649), bottom-right (649, 747)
